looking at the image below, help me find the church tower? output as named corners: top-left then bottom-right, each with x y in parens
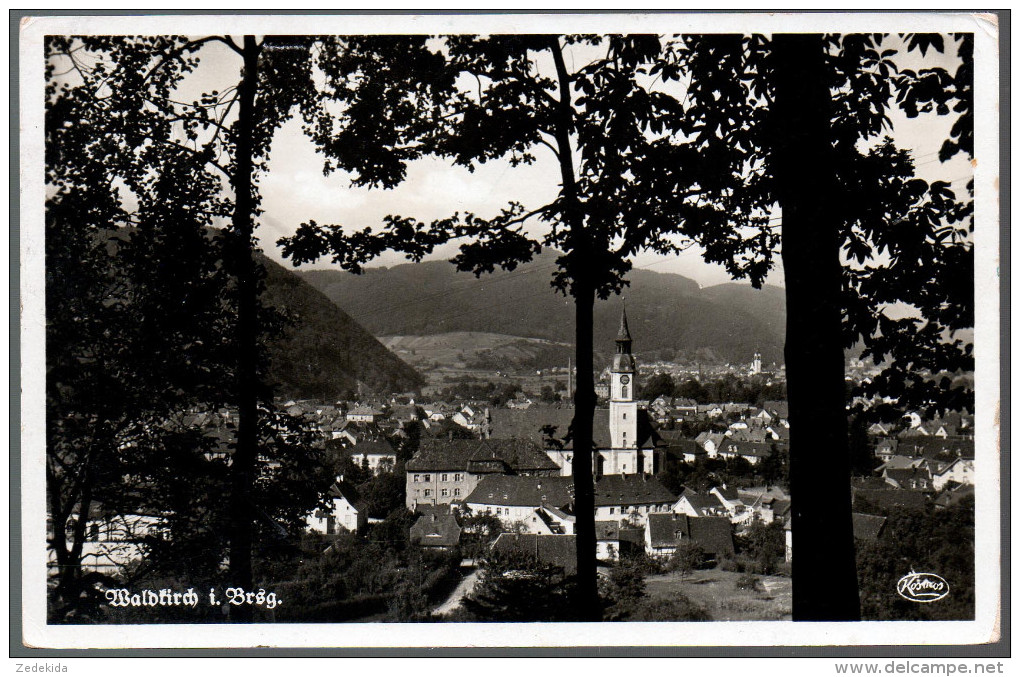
top-left (609, 306), bottom-right (638, 449)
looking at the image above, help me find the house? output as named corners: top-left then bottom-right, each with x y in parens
top-left (875, 437), bottom-right (899, 461)
top-left (593, 474), bottom-right (678, 526)
top-left (346, 404), bottom-right (384, 423)
top-left (349, 438), bottom-right (398, 475)
top-left (409, 513), bottom-right (462, 550)
top-left (897, 436), bottom-right (975, 460)
top-left (882, 466), bottom-right (934, 492)
top-left (390, 403), bottom-right (424, 424)
top-left (644, 513), bottom-right (734, 560)
top-left (595, 522), bottom-right (644, 561)
top-left (491, 533), bottom-right (578, 573)
top-left (405, 437), bottom-right (560, 509)
top-left (933, 482), bottom-right (975, 509)
top-left (463, 475), bottom-right (575, 534)
top-left (673, 398), bottom-right (699, 416)
top-left (716, 439), bottom-right (772, 465)
top-left (673, 488), bottom-right (727, 518)
top-left (305, 480), bottom-right (367, 535)
top-left (932, 457), bottom-right (975, 491)
top-left (762, 400), bottom-right (789, 422)
top-left (738, 487), bottom-right (791, 523)
top-left (48, 505), bottom-right (166, 576)
top-left (452, 407), bottom-right (490, 432)
top-left (695, 431), bottom-right (727, 458)
top-left (876, 454), bottom-right (918, 472)
top-left (868, 422), bottom-right (892, 437)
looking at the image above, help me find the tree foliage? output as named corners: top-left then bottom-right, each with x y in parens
top-left (458, 549), bottom-right (581, 622)
top-left (44, 35), bottom-right (336, 621)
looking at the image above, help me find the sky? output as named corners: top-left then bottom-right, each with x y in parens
top-left (85, 34), bottom-right (973, 290)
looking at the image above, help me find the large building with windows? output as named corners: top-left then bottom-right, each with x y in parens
top-left (404, 438), bottom-right (560, 510)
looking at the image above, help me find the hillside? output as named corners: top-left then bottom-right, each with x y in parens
top-left (261, 257), bottom-right (424, 399)
top-left (381, 332), bottom-right (575, 371)
top-left (297, 250), bottom-right (787, 364)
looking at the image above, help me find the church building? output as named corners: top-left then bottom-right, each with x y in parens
top-left (493, 308), bottom-right (665, 477)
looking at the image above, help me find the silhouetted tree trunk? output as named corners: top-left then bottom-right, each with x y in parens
top-left (227, 35), bottom-right (262, 623)
top-left (547, 37), bottom-right (599, 622)
top-left (772, 34), bottom-right (860, 621)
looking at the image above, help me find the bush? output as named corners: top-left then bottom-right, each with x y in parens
top-left (460, 549), bottom-right (581, 622)
top-left (734, 573), bottom-right (763, 592)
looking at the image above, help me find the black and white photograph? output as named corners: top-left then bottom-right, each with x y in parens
top-left (17, 11), bottom-right (1003, 652)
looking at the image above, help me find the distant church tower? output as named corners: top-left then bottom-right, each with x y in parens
top-left (750, 351), bottom-right (762, 376)
top-left (610, 306), bottom-right (638, 449)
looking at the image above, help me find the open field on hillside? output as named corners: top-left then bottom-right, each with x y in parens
top-left (644, 568), bottom-right (793, 621)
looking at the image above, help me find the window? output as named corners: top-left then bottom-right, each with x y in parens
top-left (622, 386), bottom-right (628, 398)
top-left (424, 474), bottom-right (431, 482)
top-left (454, 473), bottom-right (463, 482)
top-left (623, 413), bottom-right (627, 420)
top-left (413, 474), bottom-right (420, 482)
top-left (441, 488), bottom-right (449, 498)
top-left (609, 507), bottom-right (615, 515)
top-left (441, 474), bottom-right (448, 482)
top-left (454, 488), bottom-right (460, 497)
top-left (423, 489), bottom-right (432, 497)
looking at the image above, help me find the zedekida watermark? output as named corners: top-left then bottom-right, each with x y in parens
top-left (896, 571), bottom-right (950, 603)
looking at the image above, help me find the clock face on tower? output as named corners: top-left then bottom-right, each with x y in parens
top-left (620, 375), bottom-right (630, 385)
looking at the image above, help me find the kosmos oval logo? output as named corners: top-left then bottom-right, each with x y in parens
top-left (897, 571), bottom-right (950, 603)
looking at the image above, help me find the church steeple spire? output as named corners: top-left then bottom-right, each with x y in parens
top-left (616, 300), bottom-right (633, 355)
top-left (611, 303), bottom-right (635, 374)
top-left (617, 302), bottom-right (632, 341)
top-left (609, 300), bottom-right (637, 449)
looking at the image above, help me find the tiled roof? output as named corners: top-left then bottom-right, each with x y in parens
top-left (409, 513), bottom-right (461, 547)
top-left (330, 480), bottom-right (366, 512)
top-left (678, 488), bottom-right (725, 514)
top-left (593, 474), bottom-right (677, 507)
top-left (763, 400), bottom-right (789, 419)
top-left (406, 438), bottom-right (558, 472)
top-left (351, 439), bottom-right (397, 456)
top-left (853, 488), bottom-right (927, 511)
top-left (898, 437), bottom-right (974, 460)
top-left (464, 475), bottom-right (574, 508)
top-left (712, 485), bottom-right (740, 501)
top-left (595, 521), bottom-right (645, 544)
top-left (347, 405), bottom-right (384, 417)
top-left (852, 513), bottom-right (886, 541)
top-left (492, 533), bottom-right (577, 573)
top-left (719, 439), bottom-right (772, 458)
top-left (645, 513), bottom-right (734, 556)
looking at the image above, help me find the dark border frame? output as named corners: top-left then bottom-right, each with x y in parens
top-left (10, 8), bottom-right (1010, 659)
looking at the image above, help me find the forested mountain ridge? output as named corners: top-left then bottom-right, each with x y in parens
top-left (262, 257), bottom-right (424, 398)
top-left (296, 251), bottom-right (788, 364)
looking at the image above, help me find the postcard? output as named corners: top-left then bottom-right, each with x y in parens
top-left (17, 11), bottom-right (1002, 651)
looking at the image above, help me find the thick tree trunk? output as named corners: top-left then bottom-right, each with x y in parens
top-left (227, 35), bottom-right (262, 623)
top-left (772, 34), bottom-right (860, 621)
top-left (570, 275), bottom-right (599, 621)
top-left (548, 36), bottom-right (600, 622)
